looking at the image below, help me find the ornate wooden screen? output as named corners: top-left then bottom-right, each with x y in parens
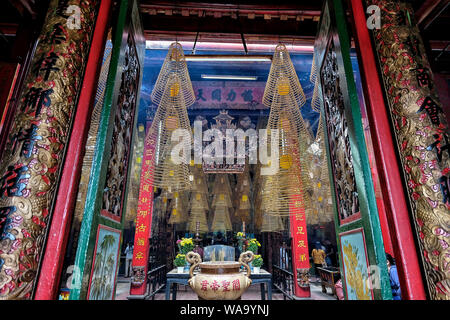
top-left (69, 0), bottom-right (145, 300)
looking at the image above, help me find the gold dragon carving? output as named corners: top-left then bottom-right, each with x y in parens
top-left (0, 0), bottom-right (98, 299)
top-left (369, 0), bottom-right (450, 300)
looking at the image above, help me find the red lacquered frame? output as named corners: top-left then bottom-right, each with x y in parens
top-left (349, 0), bottom-right (426, 300)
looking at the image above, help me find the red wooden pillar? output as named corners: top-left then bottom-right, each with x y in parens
top-left (34, 0), bottom-right (112, 300)
top-left (129, 122), bottom-right (156, 297)
top-left (289, 193), bottom-right (310, 298)
top-left (349, 0), bottom-right (426, 300)
top-left (369, 145), bottom-right (394, 254)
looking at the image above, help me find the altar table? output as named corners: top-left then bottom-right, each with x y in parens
top-left (165, 268), bottom-right (272, 300)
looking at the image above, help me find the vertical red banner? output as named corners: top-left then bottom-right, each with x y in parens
top-left (289, 193), bottom-right (310, 298)
top-left (130, 122), bottom-right (155, 296)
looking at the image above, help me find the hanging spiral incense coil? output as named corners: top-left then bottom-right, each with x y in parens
top-left (211, 174), bottom-right (233, 196)
top-left (168, 191), bottom-right (189, 224)
top-left (266, 77), bottom-right (312, 147)
top-left (316, 115), bottom-right (334, 223)
top-left (151, 42), bottom-right (195, 107)
top-left (260, 212), bottom-right (285, 233)
top-left (238, 193), bottom-right (251, 210)
top-left (235, 168), bottom-right (251, 210)
top-left (187, 196), bottom-right (210, 234)
top-left (147, 71), bottom-right (192, 191)
top-left (301, 112), bottom-right (333, 224)
top-left (261, 48), bottom-right (313, 219)
top-left (310, 51), bottom-right (317, 84)
top-left (187, 209), bottom-right (209, 234)
top-left (187, 167), bottom-right (210, 233)
top-left (189, 192), bottom-right (209, 213)
top-left (190, 167), bottom-right (209, 195)
top-left (212, 193), bottom-right (233, 208)
top-left (263, 93), bottom-right (312, 214)
top-left (189, 167), bottom-right (210, 210)
top-left (263, 44), bottom-right (306, 108)
top-left (311, 77), bottom-right (323, 113)
top-left (211, 200), bottom-right (233, 232)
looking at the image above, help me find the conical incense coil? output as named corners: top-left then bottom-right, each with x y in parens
top-left (211, 174), bottom-right (233, 196)
top-left (265, 76), bottom-right (313, 209)
top-left (211, 204), bottom-right (232, 232)
top-left (308, 114), bottom-right (333, 224)
top-left (261, 212), bottom-right (285, 232)
top-left (310, 51), bottom-right (317, 84)
top-left (212, 193), bottom-right (233, 208)
top-left (151, 42), bottom-right (195, 107)
top-left (266, 77), bottom-right (311, 148)
top-left (260, 174), bottom-right (291, 215)
top-left (190, 171), bottom-right (209, 195)
top-left (235, 169), bottom-right (251, 209)
top-left (238, 194), bottom-right (251, 210)
top-left (189, 192), bottom-right (209, 211)
top-left (168, 191), bottom-right (188, 224)
top-left (263, 44), bottom-right (306, 108)
top-left (187, 207), bottom-right (209, 233)
top-left (310, 77), bottom-right (322, 113)
top-left (148, 72), bottom-right (192, 191)
top-left (153, 155), bottom-right (192, 191)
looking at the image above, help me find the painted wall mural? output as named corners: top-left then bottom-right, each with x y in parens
top-left (321, 41), bottom-right (360, 225)
top-left (340, 229), bottom-right (373, 300)
top-left (369, 0), bottom-right (450, 300)
top-left (87, 225), bottom-right (121, 300)
top-left (0, 0), bottom-right (99, 299)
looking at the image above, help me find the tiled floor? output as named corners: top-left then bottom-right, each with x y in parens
top-left (115, 276), bottom-right (338, 301)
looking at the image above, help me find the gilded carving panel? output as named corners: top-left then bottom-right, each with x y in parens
top-left (369, 0), bottom-right (450, 299)
top-left (321, 40), bottom-right (361, 226)
top-left (0, 0), bottom-right (98, 299)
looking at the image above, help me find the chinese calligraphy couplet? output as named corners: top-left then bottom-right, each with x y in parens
top-left (130, 122), bottom-right (155, 296)
top-left (289, 193), bottom-right (310, 298)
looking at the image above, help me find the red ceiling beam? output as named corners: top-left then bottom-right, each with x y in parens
top-left (0, 23), bottom-right (19, 36)
top-left (140, 2), bottom-right (321, 17)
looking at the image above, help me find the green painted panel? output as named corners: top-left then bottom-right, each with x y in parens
top-left (316, 0), bottom-right (392, 300)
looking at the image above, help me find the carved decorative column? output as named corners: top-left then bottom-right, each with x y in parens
top-left (0, 0), bottom-right (99, 299)
top-left (369, 0), bottom-right (450, 300)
